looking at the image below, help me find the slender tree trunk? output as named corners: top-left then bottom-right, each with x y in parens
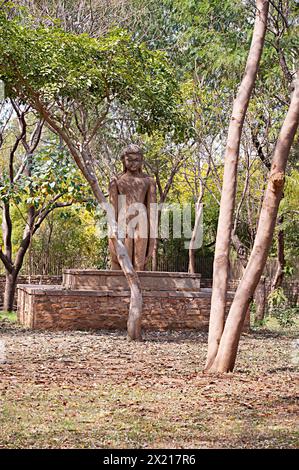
top-left (206, 0), bottom-right (269, 369)
top-left (254, 275), bottom-right (266, 323)
top-left (151, 239), bottom-right (158, 271)
top-left (207, 74), bottom-right (299, 373)
top-left (271, 215), bottom-right (285, 290)
top-left (2, 204), bottom-right (13, 264)
top-left (151, 204), bottom-right (163, 271)
top-left (110, 235), bottom-right (143, 340)
top-left (3, 270), bottom-right (17, 312)
top-left (188, 246), bottom-right (196, 274)
top-left (188, 203), bottom-right (203, 274)
top-left (232, 234), bottom-right (266, 324)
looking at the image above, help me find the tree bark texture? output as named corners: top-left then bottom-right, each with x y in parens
top-left (254, 276), bottom-right (266, 323)
top-left (3, 271), bottom-right (17, 312)
top-left (271, 215), bottom-right (285, 291)
top-left (188, 203), bottom-right (203, 274)
top-left (207, 74), bottom-right (299, 372)
top-left (206, 0), bottom-right (270, 369)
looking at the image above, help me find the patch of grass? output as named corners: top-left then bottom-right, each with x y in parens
top-left (1, 381), bottom-right (297, 449)
top-left (0, 311), bottom-right (17, 323)
top-left (251, 315), bottom-right (299, 336)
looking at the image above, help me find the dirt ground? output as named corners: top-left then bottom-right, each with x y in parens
top-left (0, 319), bottom-right (298, 449)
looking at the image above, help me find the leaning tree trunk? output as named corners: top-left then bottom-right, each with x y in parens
top-left (3, 270), bottom-right (17, 312)
top-left (206, 0), bottom-right (269, 369)
top-left (207, 74), bottom-right (299, 373)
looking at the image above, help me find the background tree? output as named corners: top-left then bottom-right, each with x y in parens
top-left (23, 207), bottom-right (108, 275)
top-left (0, 99), bottom-right (88, 310)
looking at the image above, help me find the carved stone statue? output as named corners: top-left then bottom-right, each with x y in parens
top-left (108, 144), bottom-right (157, 271)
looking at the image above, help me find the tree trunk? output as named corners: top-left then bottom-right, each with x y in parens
top-left (151, 239), bottom-right (158, 271)
top-left (207, 73), bottom-right (299, 373)
top-left (271, 215), bottom-right (285, 290)
top-left (206, 0), bottom-right (269, 369)
top-left (188, 203), bottom-right (203, 273)
top-left (151, 207), bottom-right (163, 272)
top-left (110, 236), bottom-right (143, 340)
top-left (188, 246), bottom-right (196, 274)
top-left (3, 271), bottom-right (17, 312)
top-left (254, 276), bottom-right (266, 323)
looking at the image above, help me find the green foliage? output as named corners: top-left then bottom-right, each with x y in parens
top-left (268, 288), bottom-right (299, 328)
top-left (0, 3), bottom-right (188, 138)
top-left (280, 169), bottom-right (299, 261)
top-left (0, 311), bottom-right (17, 322)
top-left (0, 143), bottom-right (89, 208)
top-left (25, 207), bottom-right (108, 274)
top-left (172, 0), bottom-right (250, 83)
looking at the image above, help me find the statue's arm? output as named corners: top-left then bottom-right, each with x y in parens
top-left (146, 177), bottom-right (157, 261)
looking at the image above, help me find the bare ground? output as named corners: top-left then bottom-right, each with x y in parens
top-left (0, 320), bottom-right (298, 449)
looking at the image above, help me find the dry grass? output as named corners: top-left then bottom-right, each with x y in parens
top-left (0, 319), bottom-right (298, 448)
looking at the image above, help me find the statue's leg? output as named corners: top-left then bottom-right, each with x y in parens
top-left (134, 235), bottom-right (148, 271)
top-left (108, 238), bottom-right (121, 270)
top-left (124, 236), bottom-right (134, 264)
top-left (111, 259), bottom-right (121, 270)
top-left (109, 237), bottom-right (135, 270)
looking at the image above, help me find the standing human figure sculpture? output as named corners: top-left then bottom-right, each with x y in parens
top-left (108, 144), bottom-right (157, 271)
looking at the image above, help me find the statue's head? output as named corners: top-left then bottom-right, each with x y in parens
top-left (120, 144), bottom-right (143, 173)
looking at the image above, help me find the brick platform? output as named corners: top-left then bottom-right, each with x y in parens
top-left (63, 269), bottom-right (201, 291)
top-left (17, 270), bottom-right (245, 332)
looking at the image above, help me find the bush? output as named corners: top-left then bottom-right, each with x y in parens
top-left (268, 288), bottom-right (299, 328)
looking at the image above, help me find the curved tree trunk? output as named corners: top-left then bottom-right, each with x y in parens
top-left (3, 271), bottom-right (17, 312)
top-left (206, 0), bottom-right (269, 369)
top-left (110, 235), bottom-right (143, 340)
top-left (207, 74), bottom-right (299, 373)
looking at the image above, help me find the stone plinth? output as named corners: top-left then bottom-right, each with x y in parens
top-left (17, 270), bottom-right (249, 332)
top-left (63, 269), bottom-right (201, 291)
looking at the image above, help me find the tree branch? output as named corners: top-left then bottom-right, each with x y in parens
top-left (0, 247), bottom-right (13, 273)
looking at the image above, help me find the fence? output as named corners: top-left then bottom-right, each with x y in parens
top-left (0, 275), bottom-right (62, 310)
